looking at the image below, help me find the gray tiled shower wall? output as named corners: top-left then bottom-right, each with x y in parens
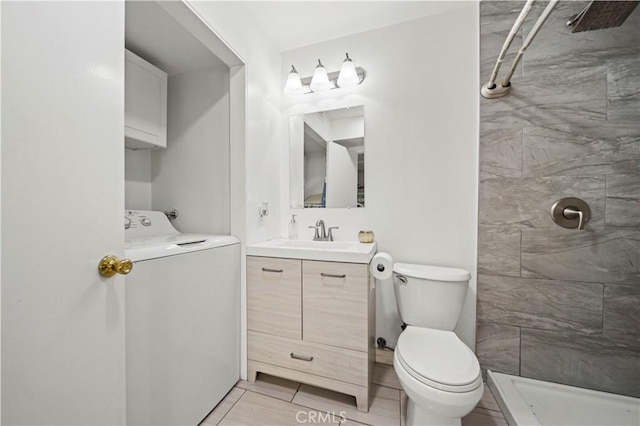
top-left (477, 1), bottom-right (639, 397)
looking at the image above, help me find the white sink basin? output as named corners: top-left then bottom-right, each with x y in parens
top-left (246, 238), bottom-right (377, 263)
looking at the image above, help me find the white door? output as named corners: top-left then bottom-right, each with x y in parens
top-left (326, 142), bottom-right (358, 208)
top-left (2, 2), bottom-right (126, 425)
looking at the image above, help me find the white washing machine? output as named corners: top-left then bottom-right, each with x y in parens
top-left (124, 210), bottom-right (240, 426)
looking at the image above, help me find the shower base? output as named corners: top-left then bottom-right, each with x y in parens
top-left (487, 371), bottom-right (639, 426)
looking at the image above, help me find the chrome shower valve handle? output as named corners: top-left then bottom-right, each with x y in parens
top-left (562, 208), bottom-right (585, 230)
top-left (551, 197), bottom-right (591, 230)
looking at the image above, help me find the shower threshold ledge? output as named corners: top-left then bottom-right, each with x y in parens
top-left (487, 370), bottom-right (640, 426)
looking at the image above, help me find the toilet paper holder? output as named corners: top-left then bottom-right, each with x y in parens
top-left (373, 260), bottom-right (408, 284)
top-left (371, 252), bottom-right (394, 280)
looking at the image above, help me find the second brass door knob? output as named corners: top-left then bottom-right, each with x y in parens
top-left (98, 255), bottom-right (133, 277)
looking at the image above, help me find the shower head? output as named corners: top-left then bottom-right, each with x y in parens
top-left (567, 0), bottom-right (639, 33)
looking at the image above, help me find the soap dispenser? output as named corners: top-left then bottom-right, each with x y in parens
top-left (288, 214), bottom-right (298, 239)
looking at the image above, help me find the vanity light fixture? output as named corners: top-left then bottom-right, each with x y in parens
top-left (285, 53), bottom-right (365, 96)
top-left (337, 53), bottom-right (359, 88)
top-left (310, 59), bottom-right (331, 93)
top-left (283, 65), bottom-right (304, 96)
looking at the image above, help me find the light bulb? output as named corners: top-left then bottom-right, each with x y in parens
top-left (309, 59), bottom-right (331, 93)
top-left (283, 65), bottom-right (303, 96)
top-left (337, 53), bottom-right (359, 88)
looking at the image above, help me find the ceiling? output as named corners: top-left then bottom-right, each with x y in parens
top-left (125, 1), bottom-right (226, 75)
top-left (124, 1), bottom-right (468, 73)
top-left (241, 1), bottom-right (470, 52)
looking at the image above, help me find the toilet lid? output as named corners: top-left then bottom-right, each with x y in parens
top-left (396, 327), bottom-right (482, 393)
top-left (393, 263), bottom-right (471, 282)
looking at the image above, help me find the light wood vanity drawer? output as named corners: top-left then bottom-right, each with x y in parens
top-left (303, 260), bottom-right (369, 352)
top-left (247, 256), bottom-right (302, 339)
top-left (248, 331), bottom-right (368, 386)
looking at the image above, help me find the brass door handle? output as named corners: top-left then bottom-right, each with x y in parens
top-left (98, 255), bottom-right (133, 277)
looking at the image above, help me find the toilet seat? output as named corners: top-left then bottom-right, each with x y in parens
top-left (396, 326), bottom-right (482, 393)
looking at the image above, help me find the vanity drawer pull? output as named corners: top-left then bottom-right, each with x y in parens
top-left (290, 352), bottom-right (314, 362)
top-left (262, 267), bottom-right (284, 273)
top-left (320, 273), bottom-right (346, 278)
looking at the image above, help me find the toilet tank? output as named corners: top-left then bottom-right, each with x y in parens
top-left (393, 263), bottom-right (471, 331)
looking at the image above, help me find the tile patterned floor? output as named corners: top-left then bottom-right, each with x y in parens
top-left (201, 364), bottom-right (508, 426)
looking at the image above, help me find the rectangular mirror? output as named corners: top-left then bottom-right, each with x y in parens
top-left (289, 106), bottom-right (365, 209)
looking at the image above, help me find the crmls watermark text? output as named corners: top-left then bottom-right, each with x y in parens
top-left (295, 410), bottom-right (347, 423)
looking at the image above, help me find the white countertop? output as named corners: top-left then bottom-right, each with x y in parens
top-left (246, 238), bottom-right (377, 264)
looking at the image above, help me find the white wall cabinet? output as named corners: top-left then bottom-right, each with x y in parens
top-left (247, 256), bottom-right (375, 412)
top-left (125, 49), bottom-right (167, 149)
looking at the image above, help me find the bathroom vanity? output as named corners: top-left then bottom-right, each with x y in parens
top-left (246, 240), bottom-right (376, 412)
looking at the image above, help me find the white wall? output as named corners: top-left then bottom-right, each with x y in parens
top-left (189, 2), bottom-right (282, 245)
top-left (125, 149), bottom-right (152, 210)
top-left (304, 112), bottom-right (332, 142)
top-left (281, 3), bottom-right (480, 349)
top-left (152, 65), bottom-right (230, 234)
top-left (188, 1), bottom-right (283, 380)
top-left (332, 116), bottom-right (364, 141)
top-left (124, 65), bottom-right (231, 236)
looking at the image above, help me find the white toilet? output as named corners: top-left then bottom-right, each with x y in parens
top-left (392, 263), bottom-right (483, 426)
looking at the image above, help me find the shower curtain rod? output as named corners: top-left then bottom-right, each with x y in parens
top-left (481, 0), bottom-right (559, 99)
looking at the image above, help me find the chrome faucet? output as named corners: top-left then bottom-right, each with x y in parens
top-left (309, 219), bottom-right (339, 241)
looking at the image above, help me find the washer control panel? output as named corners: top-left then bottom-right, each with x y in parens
top-left (125, 210), bottom-right (179, 239)
top-left (125, 211), bottom-right (153, 230)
